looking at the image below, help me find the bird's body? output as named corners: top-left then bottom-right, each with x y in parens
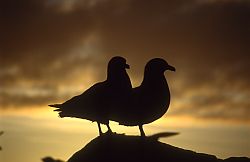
top-left (111, 58), bottom-right (175, 136)
top-left (116, 74), bottom-right (170, 126)
top-left (49, 56), bottom-right (132, 135)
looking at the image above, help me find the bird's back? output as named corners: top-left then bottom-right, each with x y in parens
top-left (53, 81), bottom-right (113, 123)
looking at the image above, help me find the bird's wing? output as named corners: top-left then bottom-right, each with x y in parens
top-left (52, 81), bottom-right (111, 118)
top-left (68, 81), bottom-right (109, 107)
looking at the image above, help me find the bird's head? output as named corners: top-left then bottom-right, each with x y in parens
top-left (108, 56), bottom-right (130, 71)
top-left (145, 58), bottom-right (176, 74)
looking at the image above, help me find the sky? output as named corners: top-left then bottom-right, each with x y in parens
top-left (0, 0), bottom-right (250, 162)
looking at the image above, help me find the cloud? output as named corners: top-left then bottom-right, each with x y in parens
top-left (0, 0), bottom-right (249, 122)
top-left (169, 82), bottom-right (250, 122)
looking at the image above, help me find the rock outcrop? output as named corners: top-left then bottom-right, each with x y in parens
top-left (68, 133), bottom-right (250, 162)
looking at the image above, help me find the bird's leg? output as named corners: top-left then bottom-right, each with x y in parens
top-left (139, 125), bottom-right (146, 137)
top-left (106, 123), bottom-right (112, 134)
top-left (97, 122), bottom-right (103, 136)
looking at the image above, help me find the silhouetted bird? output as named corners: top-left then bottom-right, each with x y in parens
top-left (111, 58), bottom-right (175, 136)
top-left (49, 56), bottom-right (132, 135)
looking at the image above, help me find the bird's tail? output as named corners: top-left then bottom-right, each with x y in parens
top-left (48, 104), bottom-right (64, 118)
top-left (48, 104), bottom-right (63, 113)
top-left (49, 104), bottom-right (78, 118)
top-left (48, 104), bottom-right (61, 108)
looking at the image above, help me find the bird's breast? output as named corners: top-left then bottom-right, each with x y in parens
top-left (137, 78), bottom-right (170, 124)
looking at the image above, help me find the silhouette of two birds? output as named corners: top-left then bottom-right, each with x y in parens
top-left (49, 56), bottom-right (175, 136)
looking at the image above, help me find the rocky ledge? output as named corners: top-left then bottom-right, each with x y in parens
top-left (68, 133), bottom-right (249, 162)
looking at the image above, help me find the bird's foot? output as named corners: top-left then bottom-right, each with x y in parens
top-left (139, 125), bottom-right (146, 138)
top-left (140, 131), bottom-right (146, 138)
top-left (106, 129), bottom-right (113, 135)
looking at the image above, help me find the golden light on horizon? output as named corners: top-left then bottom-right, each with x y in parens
top-left (1, 106), bottom-right (249, 162)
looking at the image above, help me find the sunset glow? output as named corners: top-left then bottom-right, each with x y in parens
top-left (1, 0), bottom-right (250, 162)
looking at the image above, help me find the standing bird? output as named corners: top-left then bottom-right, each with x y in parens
top-left (49, 56), bottom-right (132, 135)
top-left (112, 58), bottom-right (175, 136)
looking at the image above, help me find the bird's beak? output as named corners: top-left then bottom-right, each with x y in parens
top-left (125, 64), bottom-right (130, 69)
top-left (167, 64), bottom-right (176, 71)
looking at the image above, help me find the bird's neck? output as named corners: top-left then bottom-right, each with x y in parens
top-left (107, 70), bottom-right (131, 87)
top-left (142, 72), bottom-right (167, 87)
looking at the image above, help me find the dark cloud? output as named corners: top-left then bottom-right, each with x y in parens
top-left (169, 83), bottom-right (250, 122)
top-left (0, 0), bottom-right (100, 88)
top-left (0, 0), bottom-right (92, 62)
top-left (0, 0), bottom-right (249, 122)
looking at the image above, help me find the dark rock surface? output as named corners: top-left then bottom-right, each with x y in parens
top-left (68, 133), bottom-right (249, 162)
